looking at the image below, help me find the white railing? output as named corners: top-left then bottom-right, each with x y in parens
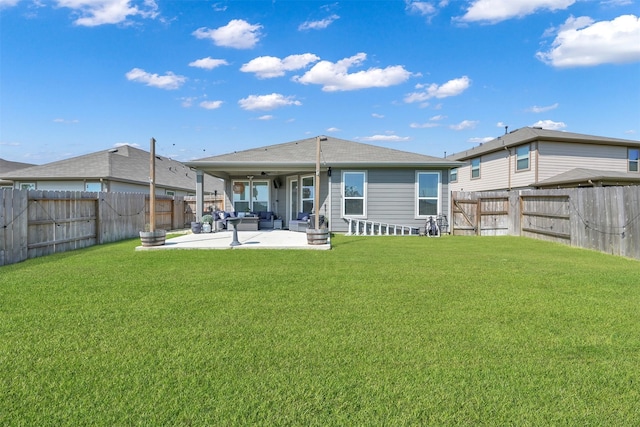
top-left (345, 218), bottom-right (420, 236)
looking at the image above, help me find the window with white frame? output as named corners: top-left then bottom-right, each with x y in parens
top-left (629, 148), bottom-right (639, 172)
top-left (516, 144), bottom-right (530, 171)
top-left (450, 168), bottom-right (458, 183)
top-left (342, 171), bottom-right (366, 217)
top-left (20, 183), bottom-right (35, 190)
top-left (232, 180), bottom-right (270, 213)
top-left (416, 172), bottom-right (440, 217)
top-left (471, 158), bottom-right (480, 179)
top-left (301, 176), bottom-right (314, 213)
top-left (85, 182), bottom-right (102, 192)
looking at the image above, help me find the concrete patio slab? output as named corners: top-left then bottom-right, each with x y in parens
top-left (135, 229), bottom-right (331, 251)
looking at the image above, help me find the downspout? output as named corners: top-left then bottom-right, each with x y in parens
top-left (534, 141), bottom-right (539, 185)
top-left (504, 145), bottom-right (511, 190)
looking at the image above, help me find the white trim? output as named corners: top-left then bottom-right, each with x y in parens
top-left (341, 170), bottom-right (367, 218)
top-left (415, 171), bottom-right (441, 218)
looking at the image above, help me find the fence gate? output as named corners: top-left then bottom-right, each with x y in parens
top-left (452, 199), bottom-right (479, 235)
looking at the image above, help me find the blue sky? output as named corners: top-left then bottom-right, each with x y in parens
top-left (1, 0), bottom-right (639, 164)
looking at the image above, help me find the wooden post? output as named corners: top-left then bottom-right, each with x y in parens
top-left (315, 136), bottom-right (320, 230)
top-left (150, 137), bottom-right (156, 232)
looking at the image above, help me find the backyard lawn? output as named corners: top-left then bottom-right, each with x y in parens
top-left (1, 235), bottom-right (639, 425)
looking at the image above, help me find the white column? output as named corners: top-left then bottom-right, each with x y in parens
top-left (196, 170), bottom-right (204, 221)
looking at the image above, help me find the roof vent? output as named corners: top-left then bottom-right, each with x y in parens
top-left (108, 149), bottom-right (118, 153)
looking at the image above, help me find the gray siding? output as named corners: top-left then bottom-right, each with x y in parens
top-left (330, 167), bottom-right (450, 233)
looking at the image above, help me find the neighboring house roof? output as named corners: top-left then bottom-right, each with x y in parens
top-left (534, 168), bottom-right (640, 188)
top-left (0, 145), bottom-right (221, 193)
top-left (0, 158), bottom-right (37, 186)
top-left (447, 127), bottom-right (640, 161)
top-left (186, 136), bottom-right (460, 177)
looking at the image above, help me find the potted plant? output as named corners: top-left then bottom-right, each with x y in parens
top-left (201, 214), bottom-right (213, 233)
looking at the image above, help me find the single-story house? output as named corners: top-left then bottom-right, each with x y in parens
top-left (0, 145), bottom-right (223, 196)
top-left (446, 127), bottom-right (640, 191)
top-left (0, 158), bottom-right (36, 188)
top-left (185, 136), bottom-right (461, 234)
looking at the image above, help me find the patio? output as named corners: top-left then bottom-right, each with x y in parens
top-left (135, 229), bottom-right (331, 251)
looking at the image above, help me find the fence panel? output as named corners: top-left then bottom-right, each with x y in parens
top-left (452, 187), bottom-right (640, 260)
top-left (1, 189), bottom-right (29, 266)
top-left (99, 192), bottom-right (146, 243)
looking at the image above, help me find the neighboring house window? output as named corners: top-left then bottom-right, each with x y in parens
top-left (20, 183), bottom-right (35, 190)
top-left (166, 190), bottom-right (175, 196)
top-left (342, 171), bottom-right (366, 217)
top-left (301, 176), bottom-right (315, 213)
top-left (232, 180), bottom-right (270, 213)
top-left (629, 148), bottom-right (639, 172)
top-left (516, 144), bottom-right (530, 171)
top-left (416, 171), bottom-right (440, 217)
top-left (471, 158), bottom-right (481, 179)
top-left (450, 168), bottom-right (458, 183)
top-left (85, 182), bottom-right (101, 192)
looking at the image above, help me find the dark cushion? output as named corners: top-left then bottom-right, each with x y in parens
top-left (297, 212), bottom-right (308, 220)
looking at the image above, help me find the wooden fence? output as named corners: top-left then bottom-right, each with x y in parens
top-left (452, 187), bottom-right (640, 259)
top-left (0, 190), bottom-right (223, 266)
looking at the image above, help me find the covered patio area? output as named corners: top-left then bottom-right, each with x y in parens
top-left (135, 229), bottom-right (331, 251)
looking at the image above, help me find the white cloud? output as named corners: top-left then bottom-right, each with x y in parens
top-left (0, 0), bottom-right (21, 8)
top-left (293, 53), bottom-right (412, 92)
top-left (450, 120), bottom-right (479, 130)
top-left (372, 113), bottom-right (385, 119)
top-left (405, 1), bottom-right (436, 16)
top-left (327, 127), bottom-right (340, 132)
top-left (114, 142), bottom-right (141, 148)
top-left (199, 100), bottom-right (223, 110)
top-left (536, 15), bottom-right (640, 67)
top-left (298, 14), bottom-right (339, 30)
top-left (531, 119), bottom-right (567, 130)
top-left (125, 68), bottom-right (186, 90)
top-left (189, 57), bottom-right (229, 70)
top-left (468, 137), bottom-right (494, 143)
top-left (359, 134), bottom-right (411, 142)
top-left (528, 103), bottom-right (559, 113)
top-left (238, 93), bottom-right (302, 111)
top-left (53, 118), bottom-right (79, 124)
top-left (458, 0), bottom-right (575, 23)
top-left (257, 115), bottom-right (274, 120)
top-left (410, 122), bottom-right (440, 128)
top-left (56, 0), bottom-right (159, 27)
top-left (193, 19), bottom-right (262, 49)
top-left (241, 54), bottom-right (320, 78)
top-left (404, 76), bottom-right (471, 103)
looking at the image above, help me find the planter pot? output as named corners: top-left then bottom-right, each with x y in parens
top-left (306, 228), bottom-right (329, 245)
top-left (140, 229), bottom-right (166, 247)
top-left (202, 222), bottom-right (212, 233)
top-left (191, 221), bottom-right (202, 234)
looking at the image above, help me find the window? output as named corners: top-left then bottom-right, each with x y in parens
top-left (301, 176), bottom-right (314, 213)
top-left (85, 182), bottom-right (101, 192)
top-left (416, 172), bottom-right (440, 217)
top-left (232, 180), bottom-right (270, 213)
top-left (20, 183), bottom-right (35, 190)
top-left (449, 168), bottom-right (458, 183)
top-left (471, 158), bottom-right (480, 179)
top-left (165, 190), bottom-right (175, 196)
top-left (629, 148), bottom-right (639, 172)
top-left (343, 171), bottom-right (366, 217)
top-left (516, 144), bottom-right (530, 171)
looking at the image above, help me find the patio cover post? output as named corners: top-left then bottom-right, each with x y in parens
top-left (196, 170), bottom-right (204, 221)
top-left (315, 135), bottom-right (327, 230)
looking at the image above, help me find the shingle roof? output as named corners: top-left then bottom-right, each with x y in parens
top-left (0, 145), bottom-right (221, 192)
top-left (186, 136), bottom-right (459, 174)
top-left (447, 127), bottom-right (640, 161)
top-left (534, 168), bottom-right (640, 187)
top-left (0, 158), bottom-right (37, 173)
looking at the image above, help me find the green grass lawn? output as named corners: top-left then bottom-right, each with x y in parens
top-left (1, 235), bottom-right (639, 426)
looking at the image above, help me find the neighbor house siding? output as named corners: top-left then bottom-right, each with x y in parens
top-left (537, 141), bottom-right (628, 183)
top-left (509, 145), bottom-right (538, 189)
top-left (451, 150), bottom-right (514, 192)
top-left (29, 181), bottom-right (86, 191)
top-left (330, 168), bottom-right (450, 233)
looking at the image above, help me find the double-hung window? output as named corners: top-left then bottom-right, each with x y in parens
top-left (342, 171), bottom-right (366, 217)
top-left (450, 168), bottom-right (458, 183)
top-left (629, 148), bottom-right (639, 172)
top-left (416, 171), bottom-right (440, 217)
top-left (232, 180), bottom-right (269, 213)
top-left (516, 144), bottom-right (530, 171)
top-left (471, 158), bottom-right (481, 179)
top-left (301, 176), bottom-right (315, 213)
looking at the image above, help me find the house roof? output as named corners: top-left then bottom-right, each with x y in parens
top-left (0, 158), bottom-right (37, 185)
top-left (534, 168), bottom-right (640, 188)
top-left (0, 145), bottom-right (221, 193)
top-left (185, 136), bottom-right (460, 178)
top-left (447, 127), bottom-right (640, 161)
